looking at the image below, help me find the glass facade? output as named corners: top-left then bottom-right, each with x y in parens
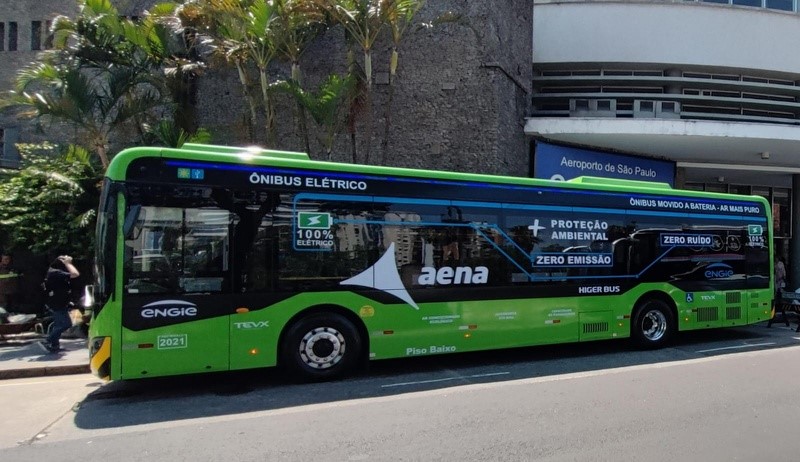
top-left (693, 0), bottom-right (797, 12)
top-left (685, 182), bottom-right (792, 248)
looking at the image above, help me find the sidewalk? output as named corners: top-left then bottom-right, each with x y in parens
top-left (0, 332), bottom-right (90, 379)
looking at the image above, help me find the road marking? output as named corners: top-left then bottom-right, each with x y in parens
top-left (381, 372), bottom-right (510, 388)
top-left (0, 376), bottom-right (95, 388)
top-left (695, 342), bottom-right (775, 354)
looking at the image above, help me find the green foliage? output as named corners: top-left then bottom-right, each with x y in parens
top-left (142, 120), bottom-right (213, 147)
top-left (0, 144), bottom-right (101, 260)
top-left (276, 73), bottom-right (355, 158)
top-left (1, 1), bottom-right (206, 168)
top-left (0, 0), bottom-right (435, 169)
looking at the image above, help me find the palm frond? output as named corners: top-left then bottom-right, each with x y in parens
top-left (76, 209), bottom-right (97, 228)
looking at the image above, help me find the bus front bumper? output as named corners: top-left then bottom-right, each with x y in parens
top-left (89, 336), bottom-right (111, 380)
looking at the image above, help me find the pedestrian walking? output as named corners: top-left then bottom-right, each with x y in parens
top-left (775, 256), bottom-right (787, 295)
top-left (38, 255), bottom-right (79, 353)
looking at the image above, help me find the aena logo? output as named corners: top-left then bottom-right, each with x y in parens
top-left (704, 263), bottom-right (734, 279)
top-left (340, 243), bottom-right (490, 310)
top-left (417, 266), bottom-right (489, 285)
top-left (141, 300), bottom-right (198, 318)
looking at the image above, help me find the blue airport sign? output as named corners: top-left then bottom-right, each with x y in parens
top-left (534, 142), bottom-right (675, 186)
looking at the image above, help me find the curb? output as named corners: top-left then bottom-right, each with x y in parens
top-left (0, 364), bottom-right (90, 380)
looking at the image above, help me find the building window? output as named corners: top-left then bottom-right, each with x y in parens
top-left (31, 21), bottom-right (41, 51)
top-left (8, 22), bottom-right (17, 51)
top-left (0, 127), bottom-right (20, 169)
top-left (774, 188), bottom-right (791, 238)
top-left (44, 20), bottom-right (53, 49)
top-left (728, 185), bottom-right (751, 195)
top-left (0, 23), bottom-right (5, 51)
top-left (696, 0), bottom-right (796, 11)
top-left (766, 0), bottom-right (794, 10)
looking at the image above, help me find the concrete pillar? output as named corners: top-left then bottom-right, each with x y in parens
top-left (674, 166), bottom-right (686, 189)
top-left (790, 175), bottom-right (800, 289)
top-left (664, 68), bottom-right (682, 95)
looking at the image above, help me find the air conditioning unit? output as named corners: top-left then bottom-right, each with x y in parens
top-left (569, 99), bottom-right (617, 117)
top-left (633, 100), bottom-right (656, 118)
top-left (634, 100), bottom-right (680, 119)
top-left (657, 101), bottom-right (681, 119)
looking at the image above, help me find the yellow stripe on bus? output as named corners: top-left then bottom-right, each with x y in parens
top-left (90, 337), bottom-right (111, 380)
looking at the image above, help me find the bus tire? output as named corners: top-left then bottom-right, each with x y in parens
top-left (631, 299), bottom-right (674, 349)
top-left (281, 312), bottom-right (362, 381)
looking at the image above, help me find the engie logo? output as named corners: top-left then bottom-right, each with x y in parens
top-left (141, 300), bottom-right (198, 318)
top-left (704, 263), bottom-right (734, 279)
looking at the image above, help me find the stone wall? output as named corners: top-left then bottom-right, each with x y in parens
top-left (0, 0), bottom-right (159, 167)
top-left (2, 1), bottom-right (534, 177)
top-left (196, 1), bottom-right (533, 176)
top-left (0, 1), bottom-right (80, 90)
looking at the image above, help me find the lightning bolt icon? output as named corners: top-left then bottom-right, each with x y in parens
top-left (307, 215), bottom-right (322, 226)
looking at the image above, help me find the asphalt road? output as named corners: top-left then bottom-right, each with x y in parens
top-left (2, 323), bottom-right (800, 461)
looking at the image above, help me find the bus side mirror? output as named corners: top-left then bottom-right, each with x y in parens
top-left (83, 285), bottom-right (94, 308)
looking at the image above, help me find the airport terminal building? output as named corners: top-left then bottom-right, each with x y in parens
top-left (526, 0), bottom-right (800, 277)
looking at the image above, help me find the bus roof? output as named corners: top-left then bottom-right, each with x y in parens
top-left (567, 176), bottom-right (671, 190)
top-left (180, 143), bottom-right (310, 161)
top-left (104, 143), bottom-right (766, 206)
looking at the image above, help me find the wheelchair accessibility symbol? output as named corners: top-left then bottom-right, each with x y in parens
top-left (686, 293), bottom-right (694, 303)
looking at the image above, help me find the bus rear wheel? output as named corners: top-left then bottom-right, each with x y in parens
top-left (631, 299), bottom-right (675, 349)
top-left (281, 312), bottom-right (362, 381)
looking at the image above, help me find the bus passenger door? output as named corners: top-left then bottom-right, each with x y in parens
top-left (120, 294), bottom-right (231, 378)
top-left (120, 204), bottom-right (231, 379)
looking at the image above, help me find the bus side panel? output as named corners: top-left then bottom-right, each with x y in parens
top-left (748, 288), bottom-right (772, 324)
top-left (228, 304), bottom-right (294, 371)
top-left (354, 293), bottom-right (583, 360)
top-left (120, 316), bottom-right (230, 379)
top-left (226, 291), bottom-right (581, 367)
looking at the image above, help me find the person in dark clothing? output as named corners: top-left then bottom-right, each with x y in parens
top-left (38, 255), bottom-right (80, 353)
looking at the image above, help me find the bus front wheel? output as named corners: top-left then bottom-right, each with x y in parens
top-left (281, 312), bottom-right (362, 381)
top-left (631, 299), bottom-right (675, 349)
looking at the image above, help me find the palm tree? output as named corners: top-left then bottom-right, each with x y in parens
top-left (273, 0), bottom-right (327, 154)
top-left (178, 0), bottom-right (280, 144)
top-left (10, 63), bottom-right (163, 169)
top-left (2, 0), bottom-right (195, 168)
top-left (381, 0), bottom-right (424, 163)
top-left (277, 73), bottom-right (355, 159)
top-left (145, 120), bottom-right (212, 148)
top-left (321, 0), bottom-right (391, 164)
top-left (244, 0), bottom-right (280, 144)
top-left (178, 0), bottom-right (256, 141)
top-left (136, 2), bottom-right (208, 135)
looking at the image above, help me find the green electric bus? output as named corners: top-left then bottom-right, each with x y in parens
top-left (89, 143), bottom-right (773, 381)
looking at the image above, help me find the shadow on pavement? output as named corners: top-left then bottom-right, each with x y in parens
top-left (73, 322), bottom-right (800, 430)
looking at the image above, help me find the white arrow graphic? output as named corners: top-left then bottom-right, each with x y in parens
top-left (340, 242), bottom-right (419, 310)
